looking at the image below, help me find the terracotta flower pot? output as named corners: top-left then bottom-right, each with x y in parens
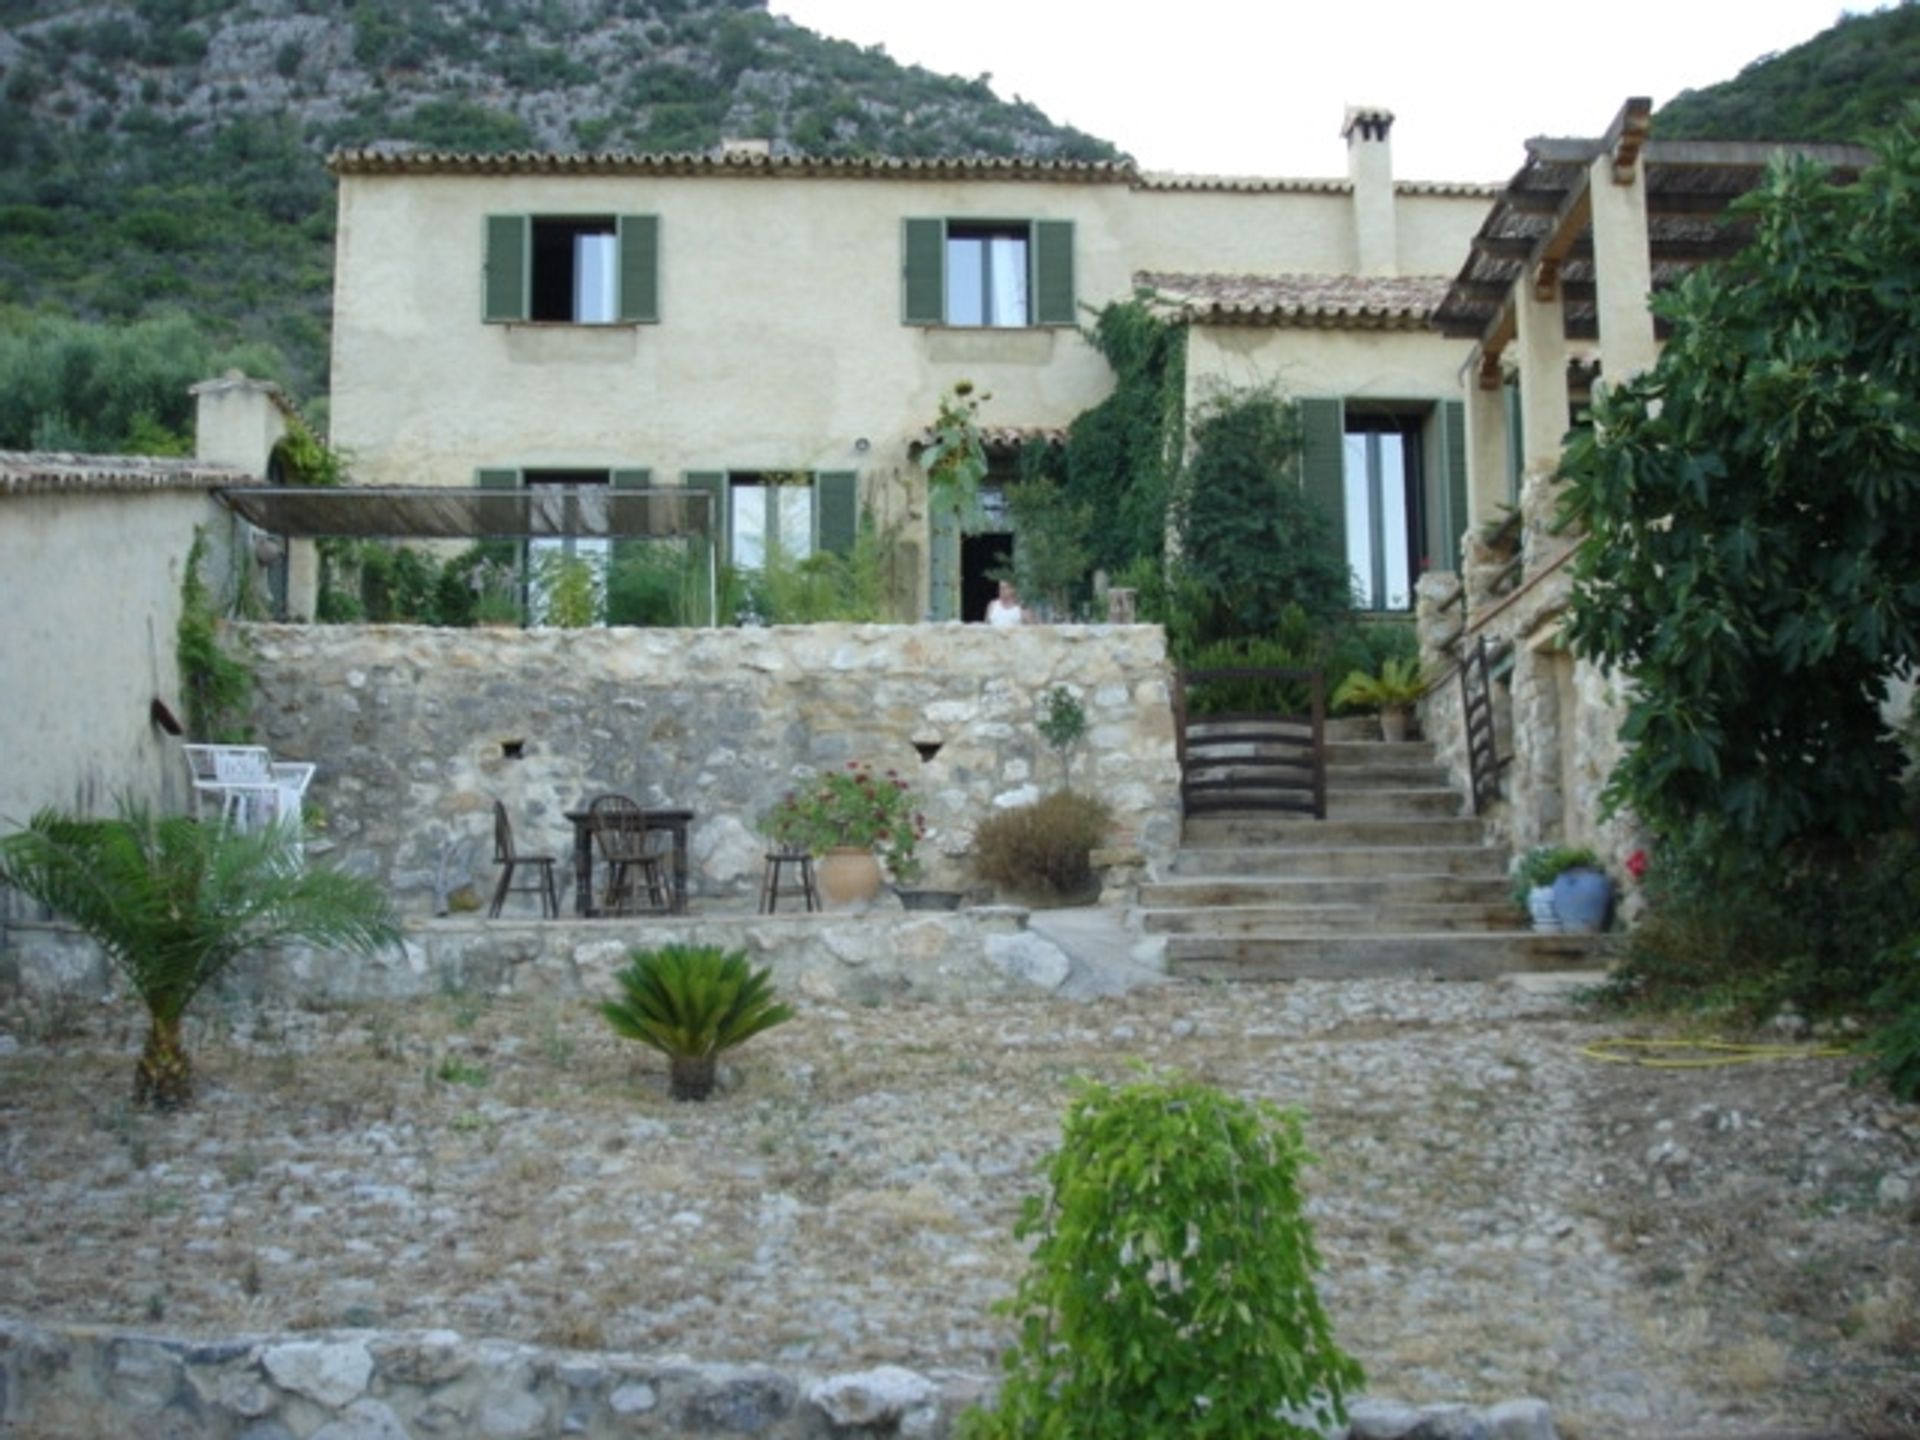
top-left (816, 847), bottom-right (883, 906)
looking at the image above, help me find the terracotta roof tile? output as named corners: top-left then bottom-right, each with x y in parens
top-left (1136, 271), bottom-right (1453, 329)
top-left (328, 148), bottom-right (1500, 194)
top-left (0, 451), bottom-right (250, 498)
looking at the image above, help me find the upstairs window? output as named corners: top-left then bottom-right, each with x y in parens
top-left (484, 214), bottom-right (660, 324)
top-left (945, 224), bottom-right (1030, 326)
top-left (902, 218), bottom-right (1074, 328)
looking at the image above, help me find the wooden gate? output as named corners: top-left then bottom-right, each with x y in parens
top-left (1174, 667), bottom-right (1327, 819)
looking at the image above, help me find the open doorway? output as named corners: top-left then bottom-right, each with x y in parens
top-left (961, 531), bottom-right (1014, 624)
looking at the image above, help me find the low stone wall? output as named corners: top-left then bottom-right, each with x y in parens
top-left (0, 1320), bottom-right (975, 1439)
top-left (0, 903), bottom-right (1154, 1014)
top-left (0, 1318), bottom-right (1560, 1439)
top-left (240, 622), bottom-right (1181, 916)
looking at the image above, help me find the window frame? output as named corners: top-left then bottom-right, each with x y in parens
top-left (901, 217), bottom-right (1074, 328)
top-left (483, 213), bottom-right (660, 326)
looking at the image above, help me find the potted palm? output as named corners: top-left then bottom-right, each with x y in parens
top-left (1331, 657), bottom-right (1428, 742)
top-left (761, 760), bottom-right (924, 906)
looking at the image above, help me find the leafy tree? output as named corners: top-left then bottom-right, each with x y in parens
top-left (1657, 4), bottom-right (1920, 145)
top-left (0, 807), bottom-right (399, 1110)
top-left (1002, 468), bottom-right (1092, 620)
top-left (1560, 114), bottom-right (1920, 856)
top-left (0, 310), bottom-right (279, 454)
top-left (962, 1072), bottom-right (1361, 1439)
top-left (1177, 385), bottom-right (1353, 646)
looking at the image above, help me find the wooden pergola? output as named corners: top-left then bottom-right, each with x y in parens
top-left (1431, 97), bottom-right (1873, 523)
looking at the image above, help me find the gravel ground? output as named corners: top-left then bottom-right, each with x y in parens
top-left (2, 978), bottom-right (1916, 1439)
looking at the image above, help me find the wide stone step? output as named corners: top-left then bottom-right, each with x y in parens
top-left (1139, 872), bottom-right (1514, 909)
top-left (1326, 740), bottom-right (1438, 768)
top-left (1143, 901), bottom-right (1526, 935)
top-left (1172, 844), bottom-right (1508, 879)
top-left (1166, 931), bottom-right (1616, 981)
top-left (1326, 788), bottom-right (1465, 819)
top-left (1321, 763), bottom-right (1453, 789)
top-left (1180, 815), bottom-right (1489, 849)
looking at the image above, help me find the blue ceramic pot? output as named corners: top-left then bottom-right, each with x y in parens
top-left (1551, 866), bottom-right (1613, 933)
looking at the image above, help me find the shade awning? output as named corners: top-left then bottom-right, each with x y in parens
top-left (216, 485), bottom-right (714, 540)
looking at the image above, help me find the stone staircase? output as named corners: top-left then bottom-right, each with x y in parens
top-left (1148, 719), bottom-right (1610, 981)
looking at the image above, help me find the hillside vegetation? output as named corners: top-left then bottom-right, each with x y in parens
top-left (0, 0), bottom-right (1119, 426)
top-left (1655, 1), bottom-right (1920, 142)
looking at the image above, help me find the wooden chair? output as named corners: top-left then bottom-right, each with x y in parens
top-left (588, 793), bottom-right (669, 915)
top-left (489, 800), bottom-right (559, 919)
top-left (759, 845), bottom-right (820, 914)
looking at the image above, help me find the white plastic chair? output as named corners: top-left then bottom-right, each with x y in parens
top-left (182, 745), bottom-right (314, 849)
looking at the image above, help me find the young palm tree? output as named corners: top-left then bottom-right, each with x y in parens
top-left (0, 806), bottom-right (399, 1109)
top-left (599, 944), bottom-right (793, 1101)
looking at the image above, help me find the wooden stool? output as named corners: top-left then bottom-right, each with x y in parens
top-left (759, 848), bottom-right (820, 914)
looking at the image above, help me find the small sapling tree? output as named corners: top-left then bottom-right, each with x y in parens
top-left (962, 1072), bottom-right (1363, 1439)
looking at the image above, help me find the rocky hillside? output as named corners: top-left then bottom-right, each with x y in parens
top-left (0, 0), bottom-right (1119, 408)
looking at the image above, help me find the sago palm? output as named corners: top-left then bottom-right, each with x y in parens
top-left (0, 806), bottom-right (399, 1109)
top-left (599, 944), bottom-right (793, 1101)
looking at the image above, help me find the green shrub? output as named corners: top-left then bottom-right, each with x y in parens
top-left (960, 1072), bottom-right (1362, 1440)
top-left (972, 791), bottom-right (1112, 902)
top-left (599, 945), bottom-right (793, 1102)
top-left (1866, 932), bottom-right (1920, 1101)
top-left (607, 540), bottom-right (709, 626)
top-left (1594, 826), bottom-right (1920, 1025)
top-left (1182, 626), bottom-right (1319, 716)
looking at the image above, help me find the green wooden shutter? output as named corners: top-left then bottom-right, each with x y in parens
top-left (1031, 220), bottom-right (1075, 326)
top-left (1436, 400), bottom-right (1468, 572)
top-left (1297, 398), bottom-right (1347, 599)
top-left (928, 500), bottom-right (960, 621)
top-left (617, 215), bottom-right (659, 323)
top-left (902, 218), bottom-right (945, 325)
top-left (483, 216), bottom-right (529, 323)
top-left (815, 471), bottom-right (858, 557)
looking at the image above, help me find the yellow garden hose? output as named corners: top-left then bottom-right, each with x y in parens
top-left (1578, 1036), bottom-right (1855, 1068)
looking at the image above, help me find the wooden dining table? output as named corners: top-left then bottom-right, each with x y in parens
top-left (563, 806), bottom-right (694, 917)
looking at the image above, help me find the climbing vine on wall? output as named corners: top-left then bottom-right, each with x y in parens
top-left (1029, 296), bottom-right (1186, 577)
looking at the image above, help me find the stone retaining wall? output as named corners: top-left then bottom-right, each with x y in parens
top-left (240, 623), bottom-right (1180, 916)
top-left (0, 1319), bottom-right (1558, 1439)
top-left (1415, 480), bottom-right (1641, 885)
top-left (1, 904), bottom-right (1150, 1014)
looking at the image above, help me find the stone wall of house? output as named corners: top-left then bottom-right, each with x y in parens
top-left (1416, 477), bottom-right (1643, 888)
top-left (240, 622), bottom-right (1181, 915)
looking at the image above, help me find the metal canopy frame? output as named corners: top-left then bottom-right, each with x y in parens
top-left (215, 484), bottom-right (714, 541)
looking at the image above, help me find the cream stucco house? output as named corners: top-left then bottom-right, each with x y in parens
top-left (323, 109), bottom-right (1495, 621)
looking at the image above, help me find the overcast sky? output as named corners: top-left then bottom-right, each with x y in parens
top-left (773, 1), bottom-right (1886, 183)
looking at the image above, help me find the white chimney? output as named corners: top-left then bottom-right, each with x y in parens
top-left (1343, 105), bottom-right (1397, 277)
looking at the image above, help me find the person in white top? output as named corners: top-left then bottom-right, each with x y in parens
top-left (985, 580), bottom-right (1026, 627)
